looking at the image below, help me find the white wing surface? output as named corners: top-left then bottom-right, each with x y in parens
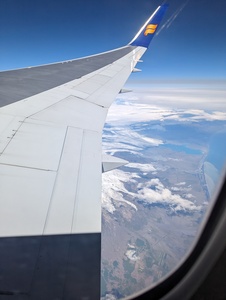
top-left (0, 4), bottom-right (168, 299)
top-left (0, 46), bottom-right (146, 236)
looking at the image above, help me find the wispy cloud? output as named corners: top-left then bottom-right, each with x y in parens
top-left (102, 169), bottom-right (138, 214)
top-left (126, 163), bottom-right (156, 173)
top-left (137, 178), bottom-right (200, 213)
top-left (102, 169), bottom-right (200, 215)
top-left (105, 95), bottom-right (226, 126)
top-left (102, 125), bottom-right (164, 156)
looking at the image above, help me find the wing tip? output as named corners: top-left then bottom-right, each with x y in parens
top-left (129, 3), bottom-right (169, 48)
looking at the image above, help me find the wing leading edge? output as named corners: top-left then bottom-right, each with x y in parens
top-left (0, 5), bottom-right (168, 299)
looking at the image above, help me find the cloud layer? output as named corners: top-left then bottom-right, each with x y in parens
top-left (137, 178), bottom-right (200, 213)
top-left (105, 87), bottom-right (226, 126)
top-left (102, 168), bottom-right (200, 215)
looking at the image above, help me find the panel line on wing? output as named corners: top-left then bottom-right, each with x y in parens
top-left (43, 126), bottom-right (84, 235)
top-left (0, 120), bottom-right (67, 171)
top-left (69, 129), bottom-right (84, 234)
top-left (72, 129), bottom-right (102, 233)
top-left (0, 162), bottom-right (56, 172)
top-left (0, 117), bottom-right (24, 156)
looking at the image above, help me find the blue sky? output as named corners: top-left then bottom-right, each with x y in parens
top-left (0, 0), bottom-right (226, 80)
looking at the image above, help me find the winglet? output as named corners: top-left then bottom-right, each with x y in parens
top-left (129, 4), bottom-right (169, 48)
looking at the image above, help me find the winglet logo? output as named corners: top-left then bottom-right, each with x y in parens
top-left (144, 24), bottom-right (158, 36)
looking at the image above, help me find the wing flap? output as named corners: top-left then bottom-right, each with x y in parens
top-left (44, 127), bottom-right (102, 235)
top-left (0, 125), bottom-right (102, 237)
top-left (44, 127), bottom-right (83, 235)
top-left (71, 129), bottom-right (102, 234)
top-left (0, 164), bottom-right (56, 236)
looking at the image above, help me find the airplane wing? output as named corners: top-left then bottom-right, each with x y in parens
top-left (0, 4), bottom-right (168, 299)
